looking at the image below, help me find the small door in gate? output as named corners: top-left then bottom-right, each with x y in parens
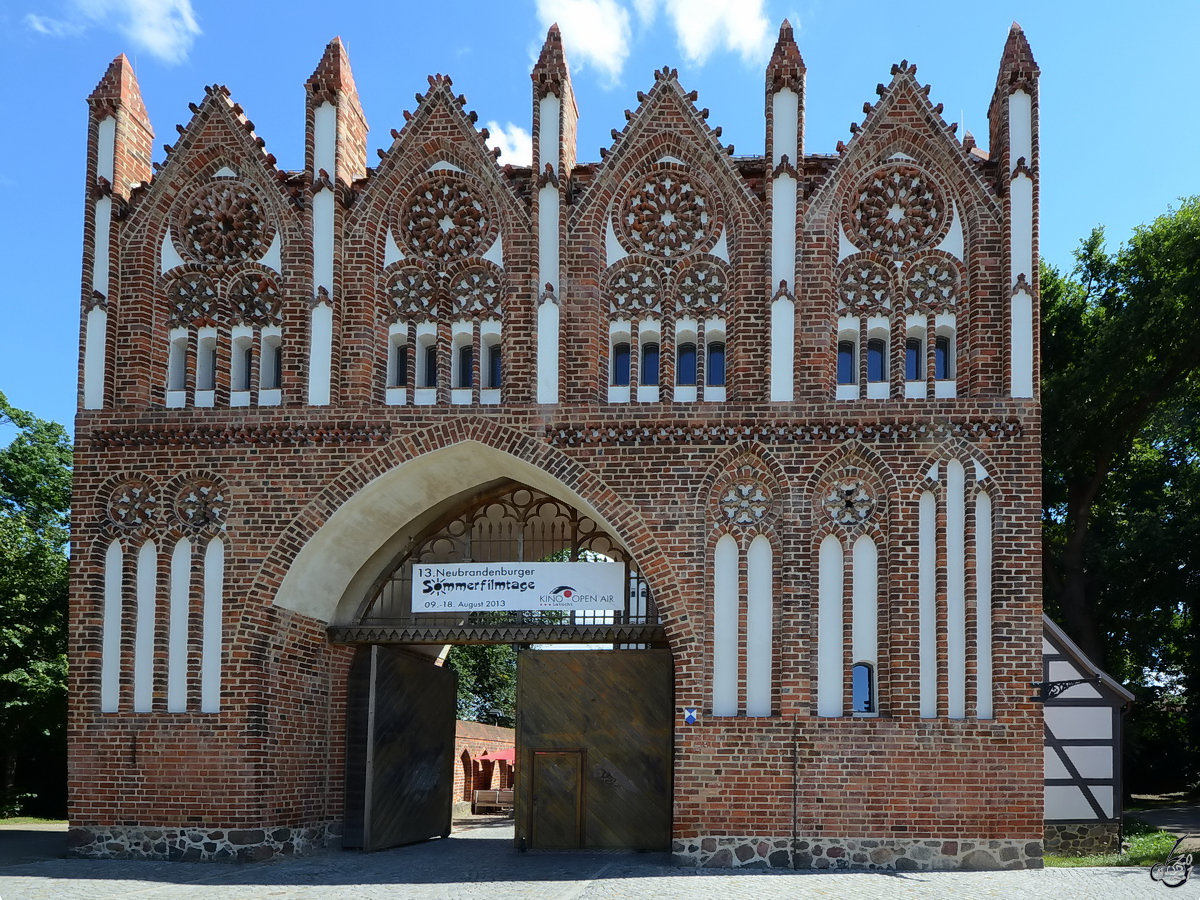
top-left (531, 750), bottom-right (584, 849)
top-left (343, 645), bottom-right (456, 851)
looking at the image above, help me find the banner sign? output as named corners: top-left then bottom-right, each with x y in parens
top-left (411, 561), bottom-right (625, 612)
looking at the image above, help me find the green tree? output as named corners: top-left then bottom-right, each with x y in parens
top-left (445, 644), bottom-right (516, 727)
top-left (1043, 198), bottom-right (1200, 664)
top-left (0, 392), bottom-right (71, 815)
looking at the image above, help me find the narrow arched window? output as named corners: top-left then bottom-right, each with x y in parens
top-left (423, 343), bottom-right (438, 388)
top-left (261, 338), bottom-right (282, 390)
top-left (641, 342), bottom-right (660, 386)
top-left (866, 338), bottom-right (886, 383)
top-left (935, 335), bottom-right (953, 380)
top-left (611, 342), bottom-right (631, 386)
top-left (457, 344), bottom-right (474, 389)
top-left (486, 343), bottom-right (501, 389)
top-left (168, 336), bottom-right (188, 392)
top-left (389, 342), bottom-right (409, 388)
top-left (905, 337), bottom-right (923, 381)
top-left (837, 340), bottom-right (855, 384)
top-left (676, 342), bottom-right (697, 386)
top-left (707, 341), bottom-right (726, 386)
top-left (852, 662), bottom-right (875, 713)
top-left (197, 338), bottom-right (217, 392)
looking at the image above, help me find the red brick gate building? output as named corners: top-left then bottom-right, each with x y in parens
top-left (68, 21), bottom-right (1044, 869)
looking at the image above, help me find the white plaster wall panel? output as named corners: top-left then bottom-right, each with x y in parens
top-left (605, 212), bottom-right (626, 267)
top-left (83, 307), bottom-right (107, 409)
top-left (429, 160), bottom-right (465, 173)
top-left (946, 459), bottom-right (966, 718)
top-left (313, 102), bottom-right (337, 177)
top-left (1008, 90), bottom-right (1033, 167)
top-left (160, 228), bottom-right (185, 273)
top-left (710, 229), bottom-right (729, 263)
top-left (260, 232), bottom-right (282, 273)
top-left (538, 95), bottom-right (561, 172)
top-left (538, 186), bottom-right (559, 292)
top-left (818, 535), bottom-right (844, 717)
top-left (1045, 785), bottom-right (1104, 821)
top-left (312, 188), bottom-right (335, 293)
top-left (1045, 705), bottom-right (1112, 741)
top-left (167, 538), bottom-right (191, 712)
top-left (975, 491), bottom-right (993, 718)
top-left (308, 303), bottom-right (333, 406)
top-left (1042, 636), bottom-right (1055, 654)
top-left (91, 197), bottom-right (111, 295)
top-left (770, 174), bottom-right (797, 290)
top-left (101, 540), bottom-right (122, 712)
top-left (201, 537), bottom-right (224, 713)
top-left (1062, 745), bottom-right (1114, 780)
top-left (133, 540), bottom-right (157, 713)
top-left (383, 228), bottom-right (403, 267)
top-left (481, 233), bottom-right (505, 269)
top-left (935, 201), bottom-right (964, 261)
top-left (96, 116), bottom-right (116, 182)
top-left (838, 226), bottom-right (857, 263)
top-left (745, 535), bottom-right (773, 717)
top-left (919, 491), bottom-right (937, 717)
top-left (770, 295), bottom-right (795, 402)
top-left (213, 166), bottom-right (238, 179)
top-left (852, 536), bottom-right (878, 670)
top-left (712, 534), bottom-right (739, 716)
top-left (1009, 175), bottom-right (1034, 287)
top-left (771, 89), bottom-right (798, 167)
top-left (1047, 659), bottom-right (1104, 699)
top-left (1044, 746), bottom-right (1069, 779)
top-left (1011, 289), bottom-right (1034, 398)
top-left (537, 300), bottom-right (559, 403)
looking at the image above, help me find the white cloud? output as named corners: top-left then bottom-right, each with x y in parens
top-left (24, 0), bottom-right (201, 64)
top-left (656, 0), bottom-right (772, 66)
top-left (23, 13), bottom-right (84, 37)
top-left (536, 0), bottom-right (632, 86)
top-left (486, 121), bottom-right (533, 167)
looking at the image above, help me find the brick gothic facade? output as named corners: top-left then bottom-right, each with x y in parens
top-left (69, 22), bottom-right (1044, 868)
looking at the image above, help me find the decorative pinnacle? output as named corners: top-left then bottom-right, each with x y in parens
top-left (767, 18), bottom-right (805, 92)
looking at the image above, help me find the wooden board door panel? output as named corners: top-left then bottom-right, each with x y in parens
top-left (531, 750), bottom-right (583, 849)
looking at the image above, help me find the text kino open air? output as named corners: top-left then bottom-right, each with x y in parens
top-left (412, 561), bottom-right (626, 612)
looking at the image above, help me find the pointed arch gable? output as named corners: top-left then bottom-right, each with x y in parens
top-left (257, 418), bottom-right (690, 648)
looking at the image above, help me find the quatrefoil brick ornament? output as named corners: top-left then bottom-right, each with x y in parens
top-left (824, 478), bottom-right (876, 525)
top-left (846, 165), bottom-right (947, 258)
top-left (107, 479), bottom-right (158, 529)
top-left (617, 169), bottom-right (717, 259)
top-left (719, 481), bottom-right (771, 526)
top-left (175, 478), bottom-right (228, 530)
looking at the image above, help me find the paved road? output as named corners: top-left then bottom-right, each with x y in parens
top-left (0, 821), bottom-right (1180, 899)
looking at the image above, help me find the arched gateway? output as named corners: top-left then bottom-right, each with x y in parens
top-left (69, 23), bottom-right (1046, 869)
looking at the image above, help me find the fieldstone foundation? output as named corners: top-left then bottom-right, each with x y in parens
top-left (67, 821), bottom-right (343, 861)
top-left (672, 836), bottom-right (1044, 870)
top-left (1044, 823), bottom-right (1122, 856)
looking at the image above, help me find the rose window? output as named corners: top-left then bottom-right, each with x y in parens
top-left (166, 273), bottom-right (218, 324)
top-left (824, 478), bottom-right (876, 525)
top-left (231, 272), bottom-right (281, 324)
top-left (619, 171), bottom-right (714, 258)
top-left (175, 479), bottom-right (228, 529)
top-left (904, 257), bottom-right (960, 311)
top-left (719, 481), bottom-right (771, 526)
top-left (608, 265), bottom-right (661, 315)
top-left (848, 165), bottom-right (946, 257)
top-left (180, 182), bottom-right (270, 264)
top-left (677, 262), bottom-right (727, 310)
top-left (450, 265), bottom-right (504, 317)
top-left (385, 267), bottom-right (440, 320)
top-left (838, 261), bottom-right (893, 314)
top-left (400, 175), bottom-right (492, 261)
top-left (108, 480), bottom-right (158, 529)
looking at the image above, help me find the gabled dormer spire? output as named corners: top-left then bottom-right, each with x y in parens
top-left (305, 37), bottom-right (367, 186)
top-left (87, 54), bottom-right (153, 198)
top-left (766, 19), bottom-right (806, 94)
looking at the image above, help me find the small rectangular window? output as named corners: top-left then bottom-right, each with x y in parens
top-left (852, 663), bottom-right (875, 713)
top-left (837, 340), bottom-right (855, 385)
top-left (390, 343), bottom-right (409, 388)
top-left (457, 345), bottom-right (474, 389)
top-left (486, 343), bottom-right (501, 389)
top-left (905, 337), bottom-right (922, 381)
top-left (641, 342), bottom-right (660, 386)
top-left (866, 339), bottom-right (886, 383)
top-left (261, 341), bottom-right (282, 390)
top-left (935, 335), bottom-right (953, 380)
top-left (706, 341), bottom-right (725, 386)
top-left (676, 342), bottom-right (697, 386)
top-left (423, 344), bottom-right (438, 388)
top-left (611, 342), bottom-right (631, 386)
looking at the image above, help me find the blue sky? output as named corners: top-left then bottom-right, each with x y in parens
top-left (2, 0), bottom-right (1198, 431)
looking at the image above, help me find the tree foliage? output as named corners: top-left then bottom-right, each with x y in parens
top-left (0, 391), bottom-right (71, 815)
top-left (1043, 198), bottom-right (1200, 789)
top-left (445, 644), bottom-right (516, 728)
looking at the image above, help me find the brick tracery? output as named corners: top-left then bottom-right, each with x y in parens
top-left (178, 181), bottom-right (273, 264)
top-left (845, 164), bottom-right (947, 257)
top-left (399, 173), bottom-right (495, 261)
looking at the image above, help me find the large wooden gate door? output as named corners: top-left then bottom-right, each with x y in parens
top-left (343, 646), bottom-right (456, 851)
top-left (516, 649), bottom-right (673, 850)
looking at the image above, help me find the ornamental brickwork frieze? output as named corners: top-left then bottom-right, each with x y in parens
top-left (103, 474), bottom-right (232, 533)
top-left (837, 257), bottom-right (894, 315)
top-left (379, 171), bottom-right (505, 323)
top-left (843, 163), bottom-right (949, 259)
top-left (902, 252), bottom-right (963, 312)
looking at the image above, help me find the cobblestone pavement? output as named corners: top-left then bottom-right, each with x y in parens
top-left (0, 822), bottom-right (1182, 899)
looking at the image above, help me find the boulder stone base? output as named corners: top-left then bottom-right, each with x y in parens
top-left (1044, 823), bottom-right (1122, 856)
top-left (672, 835), bottom-right (1044, 871)
top-left (67, 821), bottom-right (342, 861)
